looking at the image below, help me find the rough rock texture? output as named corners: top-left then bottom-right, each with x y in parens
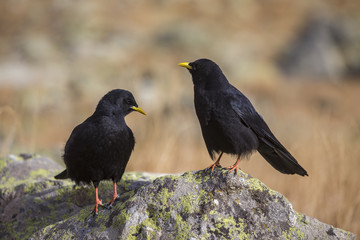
top-left (0, 155), bottom-right (356, 240)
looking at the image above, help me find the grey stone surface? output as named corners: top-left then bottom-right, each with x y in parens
top-left (0, 155), bottom-right (356, 239)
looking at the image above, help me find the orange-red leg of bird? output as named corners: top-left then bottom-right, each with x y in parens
top-left (226, 157), bottom-right (241, 174)
top-left (207, 152), bottom-right (224, 172)
top-left (91, 187), bottom-right (104, 215)
top-left (106, 182), bottom-right (120, 207)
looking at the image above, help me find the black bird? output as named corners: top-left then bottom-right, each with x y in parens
top-left (55, 89), bottom-right (146, 214)
top-left (179, 59), bottom-right (308, 176)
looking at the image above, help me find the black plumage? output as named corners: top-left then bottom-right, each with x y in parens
top-left (179, 59), bottom-right (308, 176)
top-left (55, 89), bottom-right (146, 214)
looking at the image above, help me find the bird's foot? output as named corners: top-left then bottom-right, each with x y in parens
top-left (226, 165), bottom-right (239, 174)
top-left (104, 194), bottom-right (120, 208)
top-left (226, 158), bottom-right (240, 174)
top-left (207, 162), bottom-right (221, 172)
top-left (90, 199), bottom-right (107, 216)
top-left (207, 153), bottom-right (223, 172)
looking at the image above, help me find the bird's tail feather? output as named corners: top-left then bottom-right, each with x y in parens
top-left (258, 133), bottom-right (308, 176)
top-left (54, 169), bottom-right (69, 179)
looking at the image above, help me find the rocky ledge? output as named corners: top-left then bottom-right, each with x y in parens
top-left (0, 155), bottom-right (356, 239)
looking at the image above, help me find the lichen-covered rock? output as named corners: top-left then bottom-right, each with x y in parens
top-left (0, 155), bottom-right (158, 239)
top-left (0, 155), bottom-right (356, 239)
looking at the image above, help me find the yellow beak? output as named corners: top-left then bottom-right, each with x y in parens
top-left (131, 106), bottom-right (146, 115)
top-left (178, 62), bottom-right (192, 70)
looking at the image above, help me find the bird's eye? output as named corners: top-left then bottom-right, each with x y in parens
top-left (124, 98), bottom-right (132, 105)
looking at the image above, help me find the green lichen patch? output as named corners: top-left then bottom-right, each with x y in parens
top-left (0, 176), bottom-right (19, 191)
top-left (143, 186), bottom-right (174, 223)
top-left (209, 214), bottom-right (250, 240)
top-left (114, 207), bottom-right (131, 227)
top-left (157, 188), bottom-right (174, 206)
top-left (0, 156), bottom-right (10, 173)
top-left (177, 188), bottom-right (213, 216)
top-left (183, 171), bottom-right (206, 184)
top-left (126, 212), bottom-right (161, 240)
top-left (34, 223), bottom-right (57, 239)
top-left (296, 212), bottom-right (309, 225)
top-left (281, 226), bottom-right (305, 240)
top-left (246, 177), bottom-right (277, 197)
top-left (178, 192), bottom-right (198, 214)
top-left (173, 213), bottom-right (195, 240)
top-left (29, 168), bottom-right (51, 179)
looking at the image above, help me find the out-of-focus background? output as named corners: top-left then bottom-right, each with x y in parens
top-left (0, 0), bottom-right (359, 235)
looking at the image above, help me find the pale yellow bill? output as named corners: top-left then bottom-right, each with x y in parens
top-left (131, 106), bottom-right (146, 115)
top-left (178, 62), bottom-right (192, 70)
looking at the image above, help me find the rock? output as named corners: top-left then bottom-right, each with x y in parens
top-left (277, 13), bottom-right (360, 80)
top-left (0, 155), bottom-right (160, 240)
top-left (0, 155), bottom-right (356, 239)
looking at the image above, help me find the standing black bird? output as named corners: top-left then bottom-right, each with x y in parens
top-left (55, 89), bottom-right (146, 214)
top-left (179, 59), bottom-right (308, 176)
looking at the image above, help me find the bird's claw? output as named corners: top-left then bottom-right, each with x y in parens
top-left (104, 194), bottom-right (120, 208)
top-left (90, 209), bottom-right (98, 216)
top-left (207, 163), bottom-right (221, 172)
top-left (226, 165), bottom-right (239, 174)
top-left (90, 199), bottom-right (109, 216)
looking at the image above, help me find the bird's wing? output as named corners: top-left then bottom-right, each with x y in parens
top-left (228, 94), bottom-right (291, 154)
top-left (64, 117), bottom-right (103, 155)
top-left (228, 88), bottom-right (308, 176)
top-left (226, 86), bottom-right (280, 143)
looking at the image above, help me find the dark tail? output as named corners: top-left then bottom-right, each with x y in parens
top-left (257, 132), bottom-right (308, 176)
top-left (54, 169), bottom-right (69, 179)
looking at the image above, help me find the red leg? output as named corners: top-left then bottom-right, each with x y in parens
top-left (91, 187), bottom-right (104, 215)
top-left (106, 182), bottom-right (120, 207)
top-left (226, 157), bottom-right (241, 174)
top-left (207, 152), bottom-right (223, 172)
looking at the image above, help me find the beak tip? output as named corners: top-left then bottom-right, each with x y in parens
top-left (131, 106), bottom-right (146, 115)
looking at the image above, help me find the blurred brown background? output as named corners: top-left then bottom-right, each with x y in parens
top-left (0, 0), bottom-right (359, 236)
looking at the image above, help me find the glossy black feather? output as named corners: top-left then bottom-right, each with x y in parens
top-left (185, 59), bottom-right (308, 176)
top-left (55, 89), bottom-right (140, 185)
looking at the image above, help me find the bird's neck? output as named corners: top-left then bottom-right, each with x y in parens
top-left (194, 75), bottom-right (230, 91)
top-left (92, 113), bottom-right (128, 131)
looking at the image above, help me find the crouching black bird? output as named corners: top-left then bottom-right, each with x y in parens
top-left (55, 89), bottom-right (146, 215)
top-left (179, 59), bottom-right (308, 176)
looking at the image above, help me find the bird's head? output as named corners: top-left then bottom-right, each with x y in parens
top-left (96, 89), bottom-right (146, 117)
top-left (178, 59), bottom-right (229, 89)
